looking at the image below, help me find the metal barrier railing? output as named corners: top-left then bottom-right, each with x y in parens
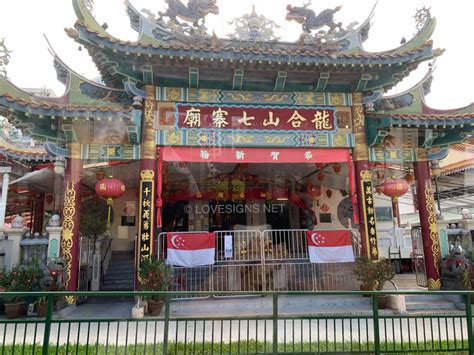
top-left (0, 290), bottom-right (473, 354)
top-left (157, 229), bottom-right (360, 296)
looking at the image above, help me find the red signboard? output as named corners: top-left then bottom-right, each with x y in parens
top-left (177, 104), bottom-right (336, 131)
top-left (162, 147), bottom-right (350, 164)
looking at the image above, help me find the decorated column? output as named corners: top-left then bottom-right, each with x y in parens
top-left (61, 143), bottom-right (82, 297)
top-left (0, 167), bottom-right (11, 227)
top-left (414, 152), bottom-right (442, 290)
top-left (351, 93), bottom-right (378, 259)
top-left (137, 86), bottom-right (157, 268)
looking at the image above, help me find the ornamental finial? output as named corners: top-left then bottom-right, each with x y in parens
top-left (228, 6), bottom-right (281, 41)
top-left (0, 38), bottom-right (12, 79)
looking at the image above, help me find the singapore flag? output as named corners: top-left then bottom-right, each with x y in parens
top-left (166, 233), bottom-right (216, 267)
top-left (306, 230), bottom-right (355, 264)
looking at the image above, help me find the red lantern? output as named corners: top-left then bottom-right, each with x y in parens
top-left (95, 169), bottom-right (106, 181)
top-left (314, 186), bottom-right (322, 197)
top-left (95, 176), bottom-right (126, 205)
top-left (404, 173), bottom-right (415, 185)
top-left (95, 176), bottom-right (126, 223)
top-left (317, 172), bottom-right (325, 182)
top-left (379, 178), bottom-right (409, 199)
top-left (332, 163), bottom-right (342, 173)
top-left (325, 189), bottom-right (333, 199)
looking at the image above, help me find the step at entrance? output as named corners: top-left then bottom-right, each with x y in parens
top-left (405, 294), bottom-right (458, 313)
top-left (100, 251), bottom-right (135, 292)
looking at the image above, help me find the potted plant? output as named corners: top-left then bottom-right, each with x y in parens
top-left (4, 264), bottom-right (42, 319)
top-left (353, 256), bottom-right (395, 309)
top-left (139, 259), bottom-right (173, 316)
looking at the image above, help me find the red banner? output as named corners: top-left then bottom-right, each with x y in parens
top-left (162, 147), bottom-right (350, 164)
top-left (177, 104), bottom-right (336, 131)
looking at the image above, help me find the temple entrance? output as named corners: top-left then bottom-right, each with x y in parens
top-left (160, 147), bottom-right (356, 234)
top-left (156, 149), bottom-right (361, 293)
top-left (162, 161), bottom-right (353, 232)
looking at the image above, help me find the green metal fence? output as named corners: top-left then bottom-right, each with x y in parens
top-left (0, 290), bottom-right (473, 354)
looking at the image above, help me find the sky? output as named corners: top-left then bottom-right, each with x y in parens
top-left (0, 0), bottom-right (473, 109)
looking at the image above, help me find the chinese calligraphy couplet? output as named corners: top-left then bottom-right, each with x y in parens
top-left (360, 171), bottom-right (379, 261)
top-left (138, 171), bottom-right (155, 266)
top-left (178, 104), bottom-right (336, 131)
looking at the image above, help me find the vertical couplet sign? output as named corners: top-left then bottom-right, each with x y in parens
top-left (360, 171), bottom-right (379, 260)
top-left (138, 170), bottom-right (155, 266)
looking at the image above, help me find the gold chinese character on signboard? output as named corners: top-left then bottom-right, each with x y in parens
top-left (237, 111), bottom-right (255, 126)
top-left (370, 237), bottom-right (377, 244)
top-left (370, 227), bottom-right (376, 235)
top-left (366, 186), bottom-right (372, 195)
top-left (184, 107), bottom-right (201, 128)
top-left (143, 187), bottom-right (150, 197)
top-left (143, 200), bottom-right (151, 208)
top-left (141, 244), bottom-right (150, 252)
top-left (143, 210), bottom-right (150, 219)
top-left (311, 110), bottom-right (332, 130)
top-left (367, 207), bottom-right (374, 215)
top-left (107, 147), bottom-right (116, 156)
top-left (287, 110), bottom-right (307, 128)
top-left (212, 108), bottom-right (229, 128)
top-left (372, 247), bottom-right (378, 256)
top-left (367, 196), bottom-right (373, 205)
top-left (369, 217), bottom-right (375, 225)
top-left (263, 112), bottom-right (281, 127)
top-left (143, 221), bottom-right (150, 231)
top-left (141, 232), bottom-right (150, 241)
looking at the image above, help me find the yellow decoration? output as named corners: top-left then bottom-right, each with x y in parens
top-left (61, 183), bottom-right (76, 288)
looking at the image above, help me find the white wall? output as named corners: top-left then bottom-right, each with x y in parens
top-left (110, 190), bottom-right (137, 252)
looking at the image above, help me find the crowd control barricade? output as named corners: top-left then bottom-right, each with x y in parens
top-left (158, 229), bottom-right (360, 297)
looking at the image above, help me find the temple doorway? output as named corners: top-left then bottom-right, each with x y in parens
top-left (162, 161), bottom-right (355, 233)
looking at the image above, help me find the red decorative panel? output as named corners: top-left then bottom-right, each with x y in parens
top-left (177, 104), bottom-right (336, 131)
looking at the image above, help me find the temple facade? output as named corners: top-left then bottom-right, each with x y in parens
top-left (0, 0), bottom-right (473, 295)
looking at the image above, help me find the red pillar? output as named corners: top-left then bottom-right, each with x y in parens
top-left (414, 159), bottom-right (442, 290)
top-left (61, 143), bottom-right (82, 297)
top-left (33, 192), bottom-right (45, 234)
top-left (351, 93), bottom-right (378, 259)
top-left (137, 86), bottom-right (157, 270)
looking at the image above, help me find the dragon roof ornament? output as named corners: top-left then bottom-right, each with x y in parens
top-left (0, 38), bottom-right (12, 79)
top-left (228, 6), bottom-right (281, 42)
top-left (286, 1), bottom-right (359, 43)
top-left (139, 0), bottom-right (219, 40)
top-left (414, 6), bottom-right (431, 35)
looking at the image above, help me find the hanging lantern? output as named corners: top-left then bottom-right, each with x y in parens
top-left (379, 178), bottom-right (409, 199)
top-left (325, 189), bottom-right (333, 199)
top-left (317, 172), bottom-right (325, 182)
top-left (314, 186), bottom-right (322, 197)
top-left (95, 169), bottom-right (106, 181)
top-left (404, 173), bottom-right (415, 185)
top-left (332, 163), bottom-right (342, 174)
top-left (95, 176), bottom-right (126, 223)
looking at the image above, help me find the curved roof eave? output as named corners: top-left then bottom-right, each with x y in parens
top-left (72, 0), bottom-right (110, 38)
top-left (0, 77), bottom-right (132, 119)
top-left (360, 16), bottom-right (437, 56)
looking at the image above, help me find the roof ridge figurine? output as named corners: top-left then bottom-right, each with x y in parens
top-left (286, 1), bottom-right (358, 41)
top-left (156, 0), bottom-right (219, 29)
top-left (228, 5), bottom-right (281, 42)
top-left (0, 38), bottom-right (12, 79)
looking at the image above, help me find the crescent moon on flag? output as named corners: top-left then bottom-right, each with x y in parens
top-left (171, 235), bottom-right (179, 249)
top-left (311, 233), bottom-right (319, 246)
